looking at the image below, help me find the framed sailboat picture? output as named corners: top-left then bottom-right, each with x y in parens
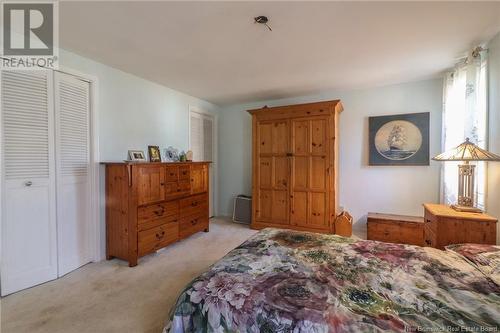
top-left (369, 112), bottom-right (430, 165)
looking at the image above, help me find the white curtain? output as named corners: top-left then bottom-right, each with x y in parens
top-left (441, 48), bottom-right (488, 209)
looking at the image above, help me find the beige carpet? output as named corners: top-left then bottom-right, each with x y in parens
top-left (1, 218), bottom-right (257, 333)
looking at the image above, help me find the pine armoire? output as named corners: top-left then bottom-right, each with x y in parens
top-left (248, 100), bottom-right (343, 233)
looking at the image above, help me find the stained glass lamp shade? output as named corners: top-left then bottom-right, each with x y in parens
top-left (433, 138), bottom-right (500, 212)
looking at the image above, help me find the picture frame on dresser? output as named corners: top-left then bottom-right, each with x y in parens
top-left (148, 145), bottom-right (162, 162)
top-left (128, 150), bottom-right (146, 161)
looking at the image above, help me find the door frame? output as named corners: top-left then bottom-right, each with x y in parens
top-left (188, 105), bottom-right (218, 217)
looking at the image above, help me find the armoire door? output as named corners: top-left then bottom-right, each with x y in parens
top-left (290, 117), bottom-right (330, 230)
top-left (54, 72), bottom-right (92, 276)
top-left (255, 120), bottom-right (289, 225)
top-left (1, 70), bottom-right (58, 295)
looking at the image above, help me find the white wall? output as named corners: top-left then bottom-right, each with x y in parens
top-left (59, 49), bottom-right (219, 160)
top-left (487, 32), bottom-right (500, 244)
top-left (218, 79), bottom-right (443, 234)
top-left (59, 49), bottom-right (219, 258)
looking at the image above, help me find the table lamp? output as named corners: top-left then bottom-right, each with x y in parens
top-left (432, 138), bottom-right (500, 213)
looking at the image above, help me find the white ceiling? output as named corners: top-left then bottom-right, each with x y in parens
top-left (60, 1), bottom-right (500, 106)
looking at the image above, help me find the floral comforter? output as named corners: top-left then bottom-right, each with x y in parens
top-left (164, 228), bottom-right (500, 333)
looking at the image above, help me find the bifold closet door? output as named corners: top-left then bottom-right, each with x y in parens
top-left (190, 111), bottom-right (215, 216)
top-left (1, 71), bottom-right (58, 296)
top-left (54, 72), bottom-right (92, 276)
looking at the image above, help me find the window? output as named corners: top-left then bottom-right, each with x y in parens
top-left (441, 48), bottom-right (488, 209)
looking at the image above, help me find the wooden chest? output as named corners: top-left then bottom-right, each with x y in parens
top-left (367, 213), bottom-right (424, 246)
top-left (423, 203), bottom-right (497, 250)
top-left (104, 161), bottom-right (210, 266)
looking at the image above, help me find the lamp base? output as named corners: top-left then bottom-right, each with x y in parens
top-left (451, 204), bottom-right (483, 213)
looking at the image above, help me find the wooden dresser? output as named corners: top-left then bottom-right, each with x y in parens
top-left (367, 213), bottom-right (424, 246)
top-left (423, 203), bottom-right (497, 250)
top-left (103, 161), bottom-right (210, 266)
top-left (248, 100), bottom-right (344, 234)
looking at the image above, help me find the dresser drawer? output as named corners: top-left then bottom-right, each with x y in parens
top-left (166, 166), bottom-right (179, 182)
top-left (178, 180), bottom-right (191, 194)
top-left (138, 201), bottom-right (179, 231)
top-left (165, 181), bottom-right (191, 199)
top-left (180, 194), bottom-right (208, 217)
top-left (165, 182), bottom-right (179, 197)
top-left (179, 212), bottom-right (208, 239)
top-left (138, 222), bottom-right (178, 256)
top-left (138, 215), bottom-right (178, 232)
top-left (179, 166), bottom-right (190, 180)
top-left (138, 201), bottom-right (178, 222)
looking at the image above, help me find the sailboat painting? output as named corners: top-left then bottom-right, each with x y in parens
top-left (369, 112), bottom-right (429, 165)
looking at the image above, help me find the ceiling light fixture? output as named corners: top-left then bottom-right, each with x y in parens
top-left (254, 16), bottom-right (272, 31)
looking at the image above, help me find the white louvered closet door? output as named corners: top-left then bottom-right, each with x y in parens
top-left (190, 111), bottom-right (215, 216)
top-left (1, 71), bottom-right (58, 296)
top-left (54, 72), bottom-right (92, 276)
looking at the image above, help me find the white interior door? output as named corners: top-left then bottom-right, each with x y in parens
top-left (1, 70), bottom-right (58, 296)
top-left (54, 72), bottom-right (92, 276)
top-left (190, 111), bottom-right (215, 217)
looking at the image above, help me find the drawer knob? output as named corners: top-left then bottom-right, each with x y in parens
top-left (425, 239), bottom-right (431, 245)
top-left (154, 209), bottom-right (165, 216)
top-left (156, 231), bottom-right (166, 240)
top-left (154, 207), bottom-right (165, 215)
top-left (192, 201), bottom-right (198, 207)
top-left (191, 219), bottom-right (198, 225)
top-left (426, 219), bottom-right (431, 223)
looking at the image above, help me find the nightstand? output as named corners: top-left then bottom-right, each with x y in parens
top-left (423, 203), bottom-right (497, 249)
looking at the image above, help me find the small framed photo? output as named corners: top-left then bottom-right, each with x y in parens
top-left (128, 150), bottom-right (146, 161)
top-left (148, 145), bottom-right (162, 162)
top-left (164, 146), bottom-right (179, 162)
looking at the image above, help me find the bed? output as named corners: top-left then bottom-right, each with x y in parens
top-left (164, 228), bottom-right (500, 332)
